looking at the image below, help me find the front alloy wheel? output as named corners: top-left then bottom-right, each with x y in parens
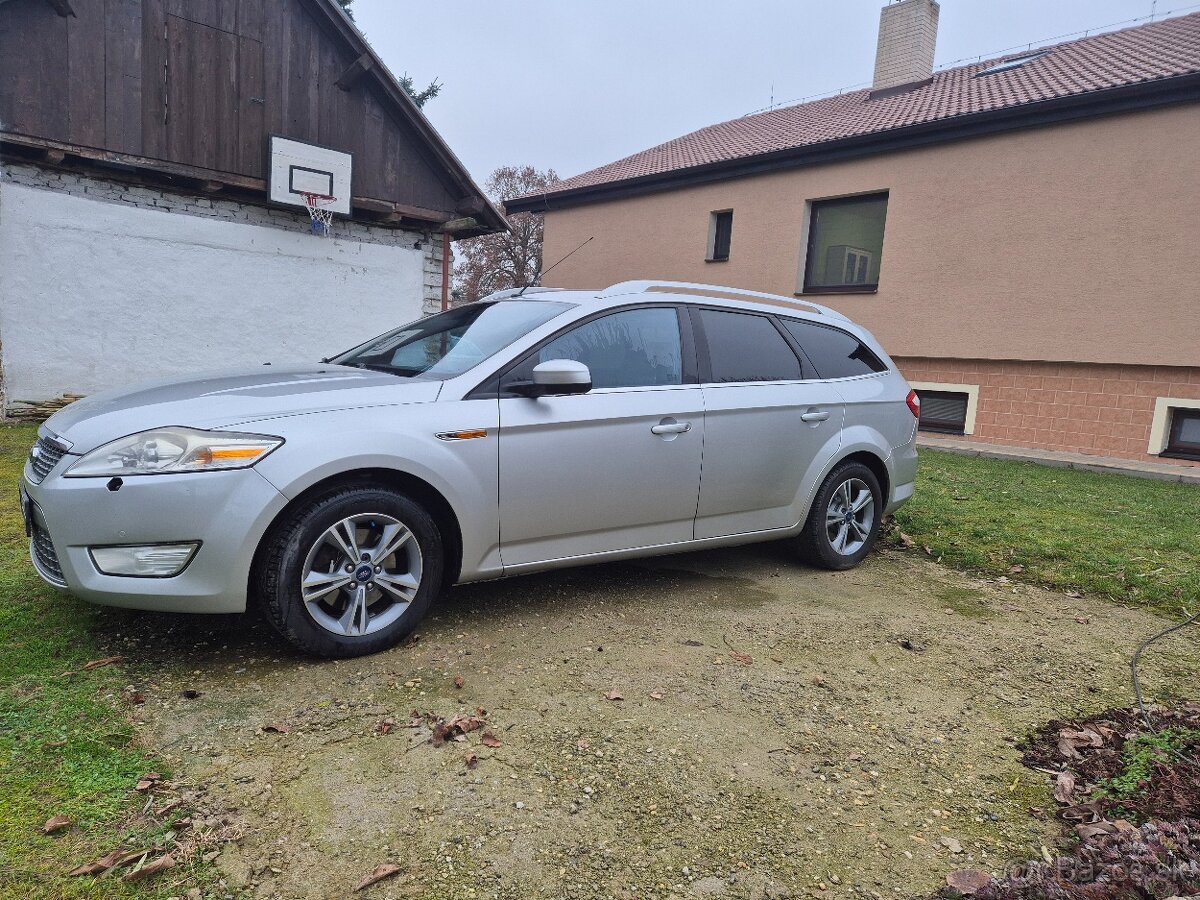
top-left (256, 485), bottom-right (442, 658)
top-left (300, 514), bottom-right (423, 638)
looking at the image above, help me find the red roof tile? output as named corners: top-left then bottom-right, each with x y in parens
top-left (523, 13), bottom-right (1200, 200)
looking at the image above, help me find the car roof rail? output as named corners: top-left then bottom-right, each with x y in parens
top-left (596, 280), bottom-right (850, 321)
top-left (479, 286), bottom-right (566, 302)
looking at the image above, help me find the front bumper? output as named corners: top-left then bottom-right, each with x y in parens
top-left (21, 457), bottom-right (289, 613)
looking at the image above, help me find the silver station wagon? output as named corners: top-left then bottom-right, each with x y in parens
top-left (22, 281), bottom-right (919, 658)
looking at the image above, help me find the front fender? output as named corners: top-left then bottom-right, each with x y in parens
top-left (248, 402), bottom-right (501, 580)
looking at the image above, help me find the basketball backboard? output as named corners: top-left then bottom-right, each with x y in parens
top-left (268, 136), bottom-right (353, 216)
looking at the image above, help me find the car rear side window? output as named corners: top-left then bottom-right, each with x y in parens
top-left (697, 309), bottom-right (804, 383)
top-left (780, 318), bottom-right (886, 379)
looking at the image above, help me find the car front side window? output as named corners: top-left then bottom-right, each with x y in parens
top-left (504, 307), bottom-right (684, 391)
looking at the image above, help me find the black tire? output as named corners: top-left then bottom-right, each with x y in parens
top-left (254, 484), bottom-right (442, 658)
top-left (797, 461), bottom-right (883, 571)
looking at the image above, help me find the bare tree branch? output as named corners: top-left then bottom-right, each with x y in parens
top-left (452, 165), bottom-right (558, 305)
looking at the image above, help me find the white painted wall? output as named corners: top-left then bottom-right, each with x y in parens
top-left (0, 182), bottom-right (427, 402)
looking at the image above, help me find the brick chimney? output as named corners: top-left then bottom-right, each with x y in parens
top-left (872, 0), bottom-right (940, 95)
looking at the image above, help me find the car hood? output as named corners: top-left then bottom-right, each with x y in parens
top-left (43, 364), bottom-right (442, 453)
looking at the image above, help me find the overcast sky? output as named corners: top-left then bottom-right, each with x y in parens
top-left (351, 0), bottom-right (1186, 189)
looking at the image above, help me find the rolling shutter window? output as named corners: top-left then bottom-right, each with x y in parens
top-left (1165, 409), bottom-right (1200, 460)
top-left (916, 390), bottom-right (969, 434)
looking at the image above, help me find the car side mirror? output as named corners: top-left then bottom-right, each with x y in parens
top-left (509, 360), bottom-right (592, 398)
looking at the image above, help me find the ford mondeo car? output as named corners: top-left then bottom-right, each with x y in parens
top-left (22, 280), bottom-right (919, 658)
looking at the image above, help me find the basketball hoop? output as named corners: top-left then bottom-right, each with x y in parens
top-left (302, 192), bottom-right (337, 237)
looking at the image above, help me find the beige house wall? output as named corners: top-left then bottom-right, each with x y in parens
top-left (539, 104), bottom-right (1200, 370)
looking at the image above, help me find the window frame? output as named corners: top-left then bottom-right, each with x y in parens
top-left (908, 381), bottom-right (979, 434)
top-left (799, 191), bottom-right (889, 296)
top-left (687, 305), bottom-right (812, 385)
top-left (465, 303), bottom-right (699, 399)
top-left (707, 209), bottom-right (733, 262)
top-left (1164, 408), bottom-right (1200, 461)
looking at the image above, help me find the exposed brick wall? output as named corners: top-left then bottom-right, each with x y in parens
top-left (1, 162), bottom-right (444, 313)
top-left (896, 357), bottom-right (1200, 466)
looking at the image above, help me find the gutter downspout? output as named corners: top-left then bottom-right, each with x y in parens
top-left (441, 231), bottom-right (450, 311)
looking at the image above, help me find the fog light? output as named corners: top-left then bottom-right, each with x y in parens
top-left (89, 543), bottom-right (200, 578)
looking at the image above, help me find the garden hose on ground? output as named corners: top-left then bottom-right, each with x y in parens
top-left (1130, 608), bottom-right (1200, 731)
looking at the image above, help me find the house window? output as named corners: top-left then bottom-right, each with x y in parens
top-left (707, 210), bottom-right (733, 262)
top-left (802, 193), bottom-right (888, 293)
top-left (915, 389), bottom-right (970, 435)
top-left (1164, 409), bottom-right (1200, 460)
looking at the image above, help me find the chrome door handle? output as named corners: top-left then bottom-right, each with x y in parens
top-left (651, 422), bottom-right (691, 435)
top-left (800, 410), bottom-right (831, 423)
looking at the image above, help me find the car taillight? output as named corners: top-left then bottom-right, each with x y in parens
top-left (906, 390), bottom-right (921, 418)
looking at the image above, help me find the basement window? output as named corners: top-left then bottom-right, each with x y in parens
top-left (915, 389), bottom-right (970, 435)
top-left (1164, 408), bottom-right (1200, 461)
top-left (974, 51), bottom-right (1048, 77)
top-left (707, 210), bottom-right (733, 262)
top-left (801, 193), bottom-right (888, 293)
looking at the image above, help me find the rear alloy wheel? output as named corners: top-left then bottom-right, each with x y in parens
top-left (256, 486), bottom-right (442, 658)
top-left (798, 461), bottom-right (882, 570)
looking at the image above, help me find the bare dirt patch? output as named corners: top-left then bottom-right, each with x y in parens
top-left (98, 545), bottom-right (1199, 899)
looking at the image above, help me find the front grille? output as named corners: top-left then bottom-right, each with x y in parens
top-left (31, 521), bottom-right (65, 585)
top-left (28, 436), bottom-right (67, 483)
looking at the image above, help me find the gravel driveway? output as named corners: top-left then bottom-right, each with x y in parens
top-left (107, 544), bottom-right (1199, 899)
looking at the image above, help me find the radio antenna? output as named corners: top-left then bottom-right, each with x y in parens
top-left (517, 236), bottom-right (594, 296)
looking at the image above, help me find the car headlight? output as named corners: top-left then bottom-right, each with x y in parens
top-left (64, 428), bottom-right (283, 477)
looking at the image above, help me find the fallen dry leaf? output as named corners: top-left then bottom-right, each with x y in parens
top-left (374, 718), bottom-right (394, 736)
top-left (154, 798), bottom-right (183, 817)
top-left (649, 691), bottom-right (664, 701)
top-left (1075, 616), bottom-right (1090, 624)
top-left (728, 650), bottom-right (753, 666)
top-left (121, 853), bottom-right (175, 882)
top-left (42, 814), bottom-right (71, 835)
top-left (355, 862), bottom-right (403, 891)
top-left (134, 773), bottom-right (162, 792)
top-left (945, 869), bottom-right (992, 894)
top-left (898, 531), bottom-right (916, 549)
top-left (466, 753), bottom-right (478, 770)
top-left (481, 732), bottom-right (502, 748)
top-left (1075, 822), bottom-right (1116, 841)
top-left (1008, 564), bottom-right (1026, 573)
top-left (68, 848), bottom-right (125, 877)
top-left (605, 689), bottom-right (624, 701)
top-left (82, 656), bottom-right (123, 670)
top-left (453, 675), bottom-right (464, 689)
top-left (1054, 770), bottom-right (1076, 803)
top-left (262, 723), bottom-right (290, 734)
top-left (428, 712), bottom-right (487, 747)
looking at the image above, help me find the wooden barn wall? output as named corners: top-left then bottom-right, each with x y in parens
top-left (0, 0), bottom-right (459, 212)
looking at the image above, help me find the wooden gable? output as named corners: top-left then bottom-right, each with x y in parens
top-left (0, 0), bottom-right (502, 231)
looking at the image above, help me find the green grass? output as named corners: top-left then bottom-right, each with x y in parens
top-left (1096, 727), bottom-right (1200, 802)
top-left (0, 424), bottom-right (209, 899)
top-left (892, 449), bottom-right (1200, 616)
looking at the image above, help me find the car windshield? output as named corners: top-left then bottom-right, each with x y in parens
top-left (331, 300), bottom-right (574, 380)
